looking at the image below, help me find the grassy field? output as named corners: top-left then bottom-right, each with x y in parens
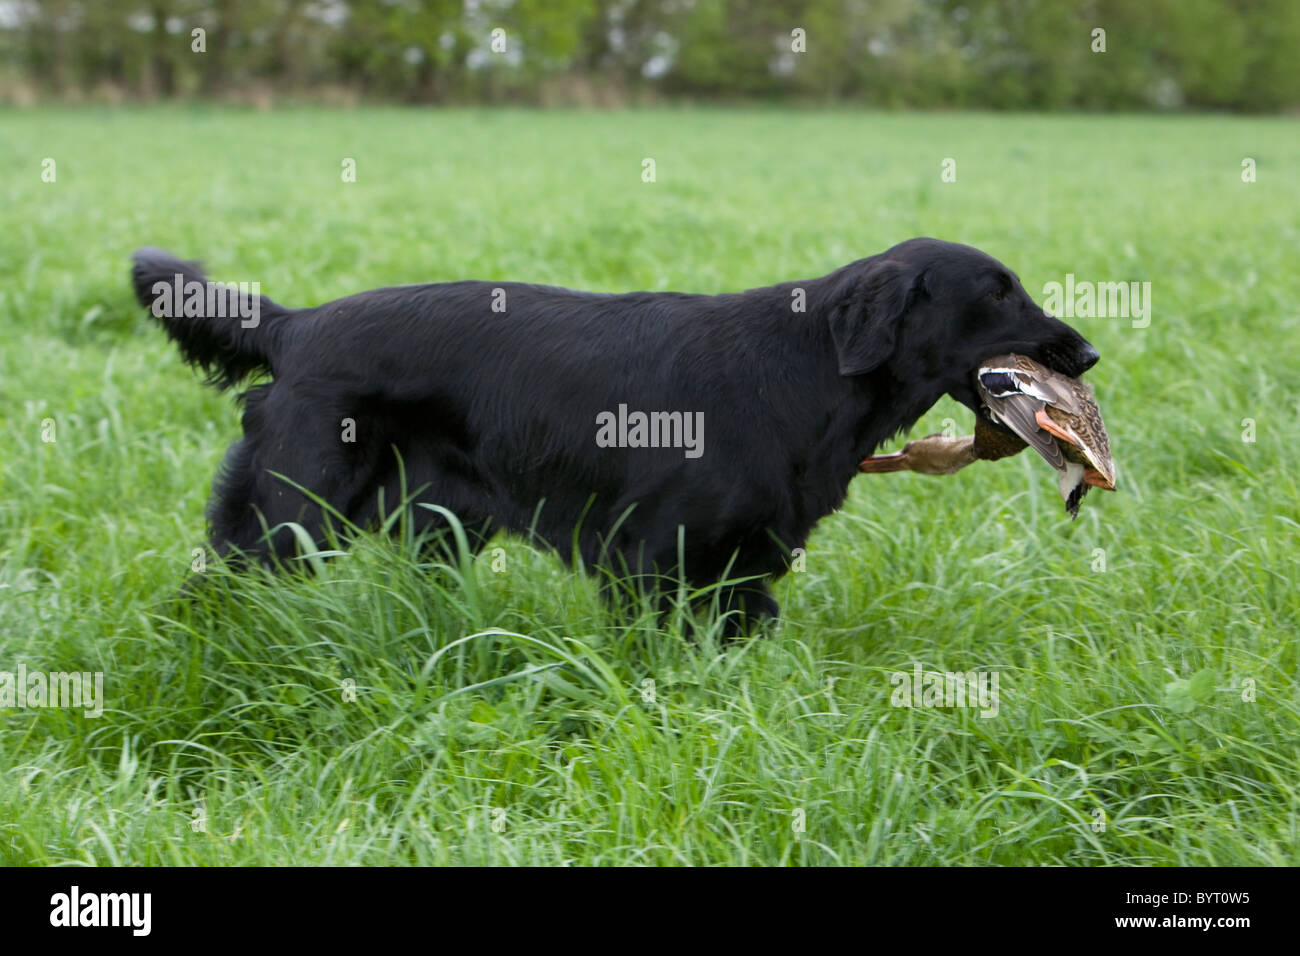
top-left (1, 107), bottom-right (1297, 865)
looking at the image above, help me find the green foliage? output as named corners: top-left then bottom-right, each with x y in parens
top-left (1163, 669), bottom-right (1216, 715)
top-left (0, 108), bottom-right (1297, 864)
top-left (4, 0), bottom-right (1298, 109)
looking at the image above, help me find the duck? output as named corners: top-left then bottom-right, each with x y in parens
top-left (859, 353), bottom-right (1115, 520)
top-left (974, 353), bottom-right (1116, 518)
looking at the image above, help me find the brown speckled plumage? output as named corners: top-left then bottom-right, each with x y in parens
top-left (973, 416), bottom-right (1028, 461)
top-left (975, 353), bottom-right (1116, 518)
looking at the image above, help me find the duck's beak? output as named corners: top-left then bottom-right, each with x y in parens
top-left (1084, 467), bottom-right (1115, 491)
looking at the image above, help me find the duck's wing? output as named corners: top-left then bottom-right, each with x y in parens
top-left (1027, 370), bottom-right (1083, 415)
top-left (977, 366), bottom-right (1068, 471)
top-left (984, 392), bottom-right (1068, 471)
top-left (983, 357), bottom-right (1084, 414)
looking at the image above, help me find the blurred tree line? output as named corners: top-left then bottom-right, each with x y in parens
top-left (5, 0), bottom-right (1298, 110)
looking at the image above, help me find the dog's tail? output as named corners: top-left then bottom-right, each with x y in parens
top-left (131, 247), bottom-right (296, 390)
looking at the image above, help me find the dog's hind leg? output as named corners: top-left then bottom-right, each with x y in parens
top-left (173, 434), bottom-right (279, 601)
top-left (203, 436), bottom-right (263, 568)
top-left (351, 447), bottom-right (498, 565)
top-left (204, 385), bottom-right (377, 573)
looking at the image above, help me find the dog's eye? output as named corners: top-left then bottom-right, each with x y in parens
top-left (989, 287), bottom-right (1006, 302)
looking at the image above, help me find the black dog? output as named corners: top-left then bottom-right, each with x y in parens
top-left (132, 238), bottom-right (1098, 630)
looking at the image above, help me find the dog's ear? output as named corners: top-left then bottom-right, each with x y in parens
top-left (827, 258), bottom-right (924, 376)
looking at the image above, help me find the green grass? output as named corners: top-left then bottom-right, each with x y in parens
top-left (1, 107), bottom-right (1297, 865)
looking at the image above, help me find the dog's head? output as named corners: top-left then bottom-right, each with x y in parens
top-left (827, 238), bottom-right (1099, 414)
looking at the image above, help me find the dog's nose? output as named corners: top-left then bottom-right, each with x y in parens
top-left (1077, 343), bottom-right (1100, 372)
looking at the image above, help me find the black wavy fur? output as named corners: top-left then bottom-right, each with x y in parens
top-left (130, 247), bottom-right (291, 390)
